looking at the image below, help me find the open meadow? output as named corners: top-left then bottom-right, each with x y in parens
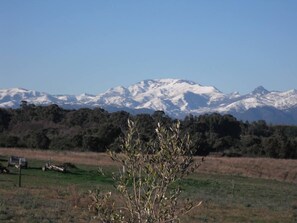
top-left (1, 147), bottom-right (297, 222)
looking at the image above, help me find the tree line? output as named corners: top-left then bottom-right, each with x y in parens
top-left (0, 103), bottom-right (297, 159)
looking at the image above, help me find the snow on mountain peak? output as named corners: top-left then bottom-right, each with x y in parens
top-left (0, 87), bottom-right (28, 95)
top-left (0, 88), bottom-right (52, 107)
top-left (1, 79), bottom-right (297, 124)
top-left (129, 78), bottom-right (221, 95)
top-left (251, 86), bottom-right (270, 95)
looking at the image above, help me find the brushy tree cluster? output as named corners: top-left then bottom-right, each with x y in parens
top-left (1, 105), bottom-right (297, 158)
top-left (89, 120), bottom-right (202, 222)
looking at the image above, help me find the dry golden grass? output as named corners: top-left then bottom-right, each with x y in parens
top-left (1, 147), bottom-right (297, 184)
top-left (0, 147), bottom-right (113, 167)
top-left (196, 156), bottom-right (297, 184)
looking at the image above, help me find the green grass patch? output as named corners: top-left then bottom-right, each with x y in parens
top-left (1, 156), bottom-right (114, 189)
top-left (1, 156), bottom-right (297, 222)
top-left (178, 173), bottom-right (297, 210)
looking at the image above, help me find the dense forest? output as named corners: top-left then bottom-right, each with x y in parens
top-left (0, 102), bottom-right (297, 159)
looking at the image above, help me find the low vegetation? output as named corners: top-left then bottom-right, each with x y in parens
top-left (90, 121), bottom-right (202, 222)
top-left (1, 149), bottom-right (297, 222)
top-left (1, 147), bottom-right (297, 184)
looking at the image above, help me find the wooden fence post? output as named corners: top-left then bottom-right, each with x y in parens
top-left (18, 159), bottom-right (22, 187)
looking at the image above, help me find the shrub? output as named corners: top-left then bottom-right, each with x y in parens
top-left (89, 120), bottom-right (202, 222)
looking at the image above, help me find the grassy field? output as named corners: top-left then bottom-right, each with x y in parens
top-left (1, 148), bottom-right (297, 222)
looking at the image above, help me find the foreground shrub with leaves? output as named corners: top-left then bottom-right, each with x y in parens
top-left (89, 120), bottom-right (202, 222)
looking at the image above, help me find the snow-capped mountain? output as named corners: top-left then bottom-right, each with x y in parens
top-left (1, 79), bottom-right (297, 124)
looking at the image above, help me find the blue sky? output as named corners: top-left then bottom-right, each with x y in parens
top-left (1, 0), bottom-right (297, 95)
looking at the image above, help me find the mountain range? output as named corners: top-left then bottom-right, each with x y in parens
top-left (1, 79), bottom-right (297, 125)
